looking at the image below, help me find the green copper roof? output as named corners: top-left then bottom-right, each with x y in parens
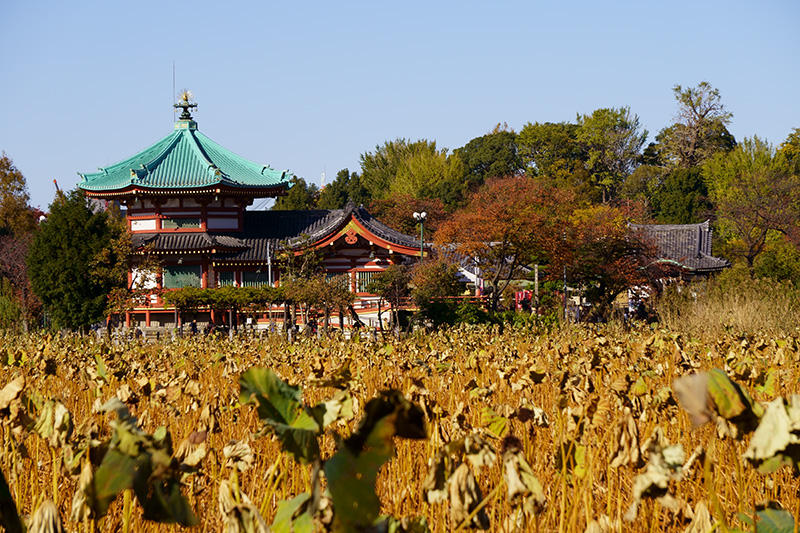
top-left (79, 118), bottom-right (292, 195)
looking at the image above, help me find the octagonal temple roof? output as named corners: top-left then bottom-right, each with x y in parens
top-left (79, 95), bottom-right (292, 199)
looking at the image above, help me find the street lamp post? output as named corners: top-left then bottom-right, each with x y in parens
top-left (413, 211), bottom-right (427, 260)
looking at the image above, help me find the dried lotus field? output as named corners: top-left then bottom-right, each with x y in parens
top-left (1, 325), bottom-right (799, 532)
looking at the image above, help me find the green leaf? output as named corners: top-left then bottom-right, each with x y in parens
top-left (85, 448), bottom-right (139, 517)
top-left (271, 493), bottom-right (311, 533)
top-left (94, 352), bottom-right (109, 383)
top-left (480, 407), bottom-right (509, 438)
top-left (756, 508), bottom-right (795, 533)
top-left (706, 369), bottom-right (747, 419)
top-left (135, 479), bottom-right (198, 527)
top-left (630, 376), bottom-right (648, 396)
top-left (325, 391), bottom-right (426, 530)
top-left (239, 368), bottom-right (321, 463)
top-left (756, 368), bottom-right (778, 397)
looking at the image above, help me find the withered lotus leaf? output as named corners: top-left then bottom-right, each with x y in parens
top-left (218, 478), bottom-right (268, 533)
top-left (27, 499), bottom-right (64, 533)
top-left (448, 463), bottom-right (489, 530)
top-left (683, 501), bottom-right (715, 533)
top-left (743, 396), bottom-right (800, 473)
top-left (608, 407), bottom-right (641, 469)
top-left (421, 451), bottom-right (452, 504)
top-left (502, 442), bottom-right (546, 513)
top-left (223, 439), bottom-right (254, 472)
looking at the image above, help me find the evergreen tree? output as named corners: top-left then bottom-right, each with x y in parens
top-left (27, 190), bottom-right (124, 331)
top-left (272, 177), bottom-right (319, 210)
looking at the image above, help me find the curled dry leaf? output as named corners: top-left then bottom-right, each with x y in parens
top-left (463, 433), bottom-right (496, 472)
top-left (512, 403), bottom-right (549, 427)
top-left (683, 501), bottom-right (715, 533)
top-left (223, 439), bottom-right (255, 472)
top-left (0, 376), bottom-right (25, 410)
top-left (449, 463), bottom-right (490, 530)
top-left (218, 479), bottom-right (268, 533)
top-left (608, 407), bottom-right (641, 469)
top-left (743, 396), bottom-right (800, 472)
top-left (624, 440), bottom-right (686, 521)
top-left (174, 431), bottom-right (207, 469)
top-left (502, 439), bottom-right (546, 514)
top-left (421, 451), bottom-right (452, 504)
top-left (70, 461), bottom-right (94, 522)
top-left (27, 499), bottom-right (64, 533)
top-left (115, 384), bottom-right (136, 404)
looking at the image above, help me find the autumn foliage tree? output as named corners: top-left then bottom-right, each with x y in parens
top-left (436, 177), bottom-right (571, 312)
top-left (553, 205), bottom-right (657, 319)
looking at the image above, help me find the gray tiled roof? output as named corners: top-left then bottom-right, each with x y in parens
top-left (132, 203), bottom-right (421, 262)
top-left (132, 232), bottom-right (247, 251)
top-left (630, 221), bottom-right (730, 272)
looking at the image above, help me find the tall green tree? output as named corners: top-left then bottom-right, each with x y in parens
top-left (0, 153), bottom-right (37, 237)
top-left (272, 177), bottom-right (319, 210)
top-left (27, 190), bottom-right (125, 331)
top-left (453, 126), bottom-right (524, 191)
top-left (778, 127), bottom-right (800, 171)
top-left (359, 139), bottom-right (465, 206)
top-left (518, 121), bottom-right (584, 181)
top-left (704, 136), bottom-right (799, 269)
top-left (657, 82), bottom-right (736, 168)
top-left (576, 106), bottom-right (648, 203)
top-left (317, 169), bottom-right (369, 209)
top-left (650, 167), bottom-right (713, 224)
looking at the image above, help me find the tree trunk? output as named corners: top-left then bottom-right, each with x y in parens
top-left (376, 299), bottom-right (386, 342)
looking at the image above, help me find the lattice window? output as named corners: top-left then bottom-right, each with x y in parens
top-left (242, 271), bottom-right (269, 288)
top-left (163, 265), bottom-right (202, 289)
top-left (356, 271), bottom-right (378, 293)
top-left (218, 271), bottom-right (236, 287)
top-left (162, 217), bottom-right (201, 229)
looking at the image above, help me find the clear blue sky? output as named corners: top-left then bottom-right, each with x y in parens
top-left (2, 0), bottom-right (798, 211)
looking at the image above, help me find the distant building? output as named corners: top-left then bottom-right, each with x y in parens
top-left (631, 220), bottom-right (730, 279)
top-left (78, 95), bottom-right (423, 331)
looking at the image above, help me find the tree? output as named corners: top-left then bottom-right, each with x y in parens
top-left (435, 177), bottom-right (570, 312)
top-left (518, 121), bottom-right (584, 180)
top-left (359, 139), bottom-right (465, 207)
top-left (366, 264), bottom-right (411, 337)
top-left (658, 82), bottom-right (735, 168)
top-left (552, 204), bottom-right (656, 320)
top-left (704, 136), bottom-right (799, 270)
top-left (778, 127), bottom-right (800, 171)
top-left (27, 190), bottom-right (124, 331)
top-left (0, 234), bottom-right (41, 331)
top-left (453, 126), bottom-right (524, 191)
top-left (650, 167), bottom-right (714, 224)
top-left (0, 153), bottom-right (37, 237)
top-left (317, 169), bottom-right (369, 209)
top-left (367, 194), bottom-right (448, 237)
top-left (575, 107), bottom-right (648, 203)
top-left (410, 258), bottom-right (464, 327)
top-left (272, 177), bottom-right (319, 210)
